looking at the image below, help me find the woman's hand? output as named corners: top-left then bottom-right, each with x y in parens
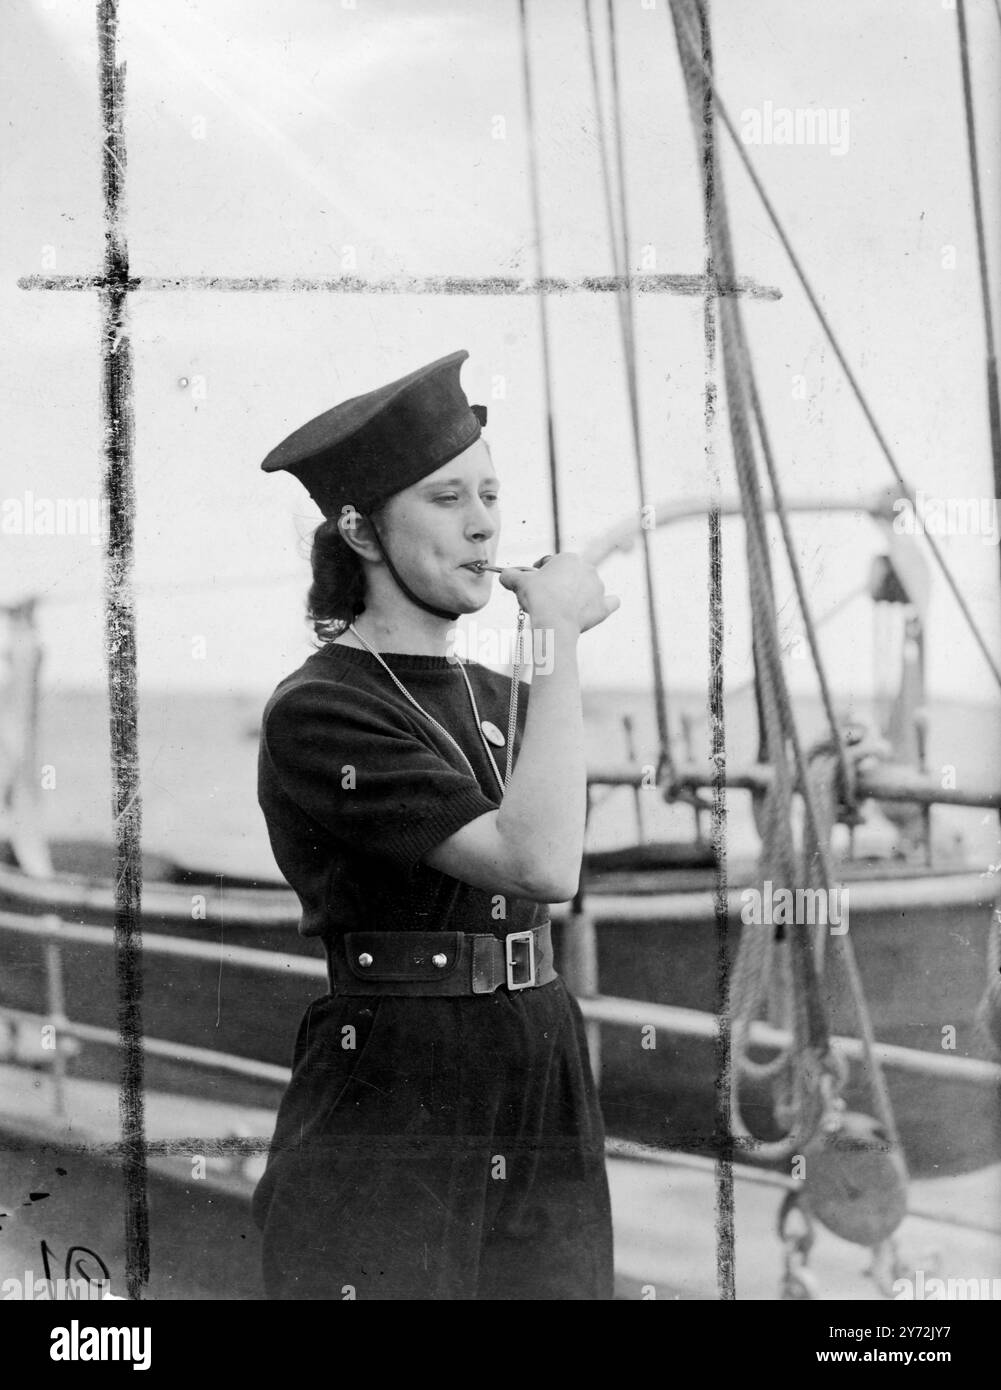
top-left (498, 553), bottom-right (620, 635)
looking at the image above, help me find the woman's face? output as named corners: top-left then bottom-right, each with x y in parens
top-left (379, 438), bottom-right (500, 614)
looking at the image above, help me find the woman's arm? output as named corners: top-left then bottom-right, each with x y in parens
top-left (422, 554), bottom-right (619, 902)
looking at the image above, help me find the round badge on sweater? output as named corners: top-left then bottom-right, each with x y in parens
top-left (480, 720), bottom-right (505, 747)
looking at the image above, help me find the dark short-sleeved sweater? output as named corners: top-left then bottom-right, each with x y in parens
top-left (257, 640), bottom-right (550, 942)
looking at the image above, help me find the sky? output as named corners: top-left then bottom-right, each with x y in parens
top-left (1, 0), bottom-right (1000, 712)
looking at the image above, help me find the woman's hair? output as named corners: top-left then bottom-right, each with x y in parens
top-left (306, 517), bottom-right (368, 643)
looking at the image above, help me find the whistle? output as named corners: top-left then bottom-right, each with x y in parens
top-left (474, 555), bottom-right (554, 573)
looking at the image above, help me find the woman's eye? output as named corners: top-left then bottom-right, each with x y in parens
top-left (433, 492), bottom-right (497, 504)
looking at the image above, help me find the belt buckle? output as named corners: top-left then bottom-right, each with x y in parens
top-left (505, 930), bottom-right (537, 991)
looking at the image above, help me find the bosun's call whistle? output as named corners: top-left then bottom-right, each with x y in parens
top-left (471, 556), bottom-right (554, 574)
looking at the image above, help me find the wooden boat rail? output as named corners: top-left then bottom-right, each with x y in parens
top-left (588, 760), bottom-right (1001, 810)
top-left (1, 857), bottom-right (995, 929)
top-left (1, 907), bottom-right (998, 1129)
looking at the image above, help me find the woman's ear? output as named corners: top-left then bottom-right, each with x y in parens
top-left (337, 505), bottom-right (381, 562)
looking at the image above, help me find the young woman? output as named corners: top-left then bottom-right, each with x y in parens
top-left (252, 350), bottom-right (620, 1300)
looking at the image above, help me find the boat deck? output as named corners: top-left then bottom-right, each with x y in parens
top-left (0, 1062), bottom-right (997, 1301)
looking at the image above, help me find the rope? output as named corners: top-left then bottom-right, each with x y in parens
top-left (668, 0), bottom-right (1001, 696)
top-left (719, 583), bottom-right (870, 706)
top-left (730, 311), bottom-right (857, 822)
top-left (581, 0), bottom-right (676, 782)
top-left (955, 0), bottom-right (1001, 589)
top-left (670, 0), bottom-right (906, 1167)
top-left (670, 0), bottom-right (833, 1161)
top-left (689, 0), bottom-right (1001, 1073)
top-left (517, 0), bottom-right (562, 554)
top-left (956, 0), bottom-right (1000, 370)
top-left (701, 39), bottom-right (900, 1159)
top-left (729, 611), bottom-right (829, 1161)
top-left (684, 0), bottom-right (903, 1160)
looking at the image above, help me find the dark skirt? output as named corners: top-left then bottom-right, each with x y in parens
top-left (252, 976), bottom-right (614, 1300)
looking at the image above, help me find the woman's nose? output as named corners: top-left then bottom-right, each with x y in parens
top-left (466, 500), bottom-right (497, 539)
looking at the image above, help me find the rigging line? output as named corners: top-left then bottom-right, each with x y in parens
top-left (731, 307), bottom-right (856, 814)
top-left (582, 3), bottom-right (620, 265)
top-left (517, 0), bottom-right (562, 554)
top-left (582, 1), bottom-right (636, 475)
top-left (717, 313), bottom-right (833, 1158)
top-left (957, 0), bottom-right (1000, 367)
top-left (678, 3), bottom-right (894, 1154)
top-left (670, 0), bottom-right (902, 1157)
top-left (669, 2), bottom-right (1001, 695)
top-left (582, 0), bottom-right (675, 776)
top-left (957, 0), bottom-right (1001, 904)
top-left (583, 1), bottom-right (628, 312)
top-left (606, 0), bottom-right (676, 778)
top-left (603, 0), bottom-right (642, 404)
top-left (956, 0), bottom-right (1001, 589)
top-left (685, 582), bottom-right (871, 713)
top-left (724, 290), bottom-right (904, 1157)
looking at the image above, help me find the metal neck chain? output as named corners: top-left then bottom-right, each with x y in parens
top-left (345, 615), bottom-right (528, 796)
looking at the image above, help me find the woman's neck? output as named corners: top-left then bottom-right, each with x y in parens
top-left (338, 606), bottom-right (456, 657)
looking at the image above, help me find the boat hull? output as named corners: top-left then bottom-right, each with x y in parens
top-left (1, 843), bottom-right (998, 1175)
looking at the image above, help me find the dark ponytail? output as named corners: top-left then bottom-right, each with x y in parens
top-left (306, 518), bottom-right (367, 643)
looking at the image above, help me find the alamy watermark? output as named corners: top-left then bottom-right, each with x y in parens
top-left (892, 491), bottom-right (999, 545)
top-left (1, 1271), bottom-right (117, 1300)
top-left (740, 880), bottom-right (849, 934)
top-left (447, 619), bottom-right (555, 675)
top-left (893, 1270), bottom-right (1001, 1300)
top-left (1, 492), bottom-right (109, 544)
top-left (740, 102), bottom-right (850, 157)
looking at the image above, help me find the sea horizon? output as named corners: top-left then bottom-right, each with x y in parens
top-left (20, 683), bottom-right (1001, 883)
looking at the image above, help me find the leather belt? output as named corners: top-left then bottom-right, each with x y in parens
top-left (327, 923), bottom-right (556, 997)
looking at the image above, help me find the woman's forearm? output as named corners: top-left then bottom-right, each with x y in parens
top-left (495, 617), bottom-right (586, 900)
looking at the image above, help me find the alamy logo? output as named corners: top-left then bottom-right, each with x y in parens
top-left (1, 1272), bottom-right (113, 1301)
top-left (50, 1319), bottom-right (151, 1370)
top-left (893, 1270), bottom-right (1001, 1300)
top-left (740, 880), bottom-right (849, 934)
top-left (740, 102), bottom-right (850, 157)
top-left (892, 492), bottom-right (999, 545)
top-left (446, 620), bottom-right (554, 675)
top-left (1, 491), bottom-right (109, 543)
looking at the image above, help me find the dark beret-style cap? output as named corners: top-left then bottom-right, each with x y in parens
top-left (260, 349), bottom-right (486, 519)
